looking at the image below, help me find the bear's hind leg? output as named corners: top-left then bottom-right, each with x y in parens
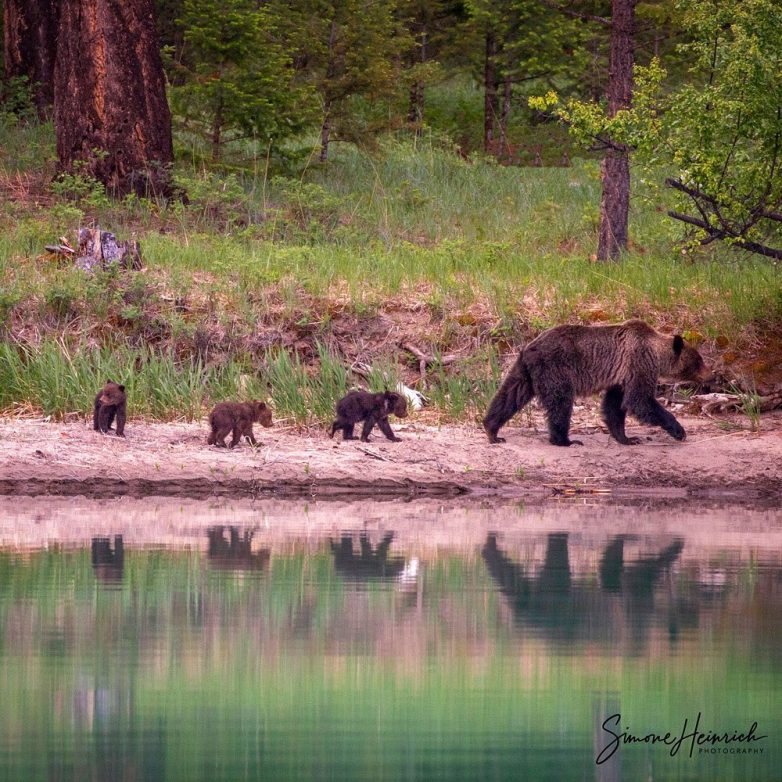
top-left (539, 384), bottom-right (581, 446)
top-left (212, 426), bottom-right (232, 447)
top-left (602, 385), bottom-right (641, 445)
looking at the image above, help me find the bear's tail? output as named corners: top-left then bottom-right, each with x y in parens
top-left (483, 354), bottom-right (534, 443)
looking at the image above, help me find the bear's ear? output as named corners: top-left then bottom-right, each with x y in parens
top-left (118, 385), bottom-right (125, 392)
top-left (672, 335), bottom-right (684, 356)
top-left (106, 378), bottom-right (114, 384)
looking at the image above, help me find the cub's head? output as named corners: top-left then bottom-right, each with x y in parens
top-left (99, 380), bottom-right (126, 406)
top-left (252, 401), bottom-right (273, 427)
top-left (668, 336), bottom-right (712, 383)
top-left (384, 392), bottom-right (408, 419)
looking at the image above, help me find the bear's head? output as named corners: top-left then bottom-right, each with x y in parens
top-left (669, 336), bottom-right (712, 383)
top-left (100, 380), bottom-right (126, 406)
top-left (384, 392), bottom-right (408, 418)
top-left (252, 401), bottom-right (273, 427)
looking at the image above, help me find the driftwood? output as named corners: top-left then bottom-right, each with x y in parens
top-left (690, 392), bottom-right (782, 417)
top-left (400, 342), bottom-right (459, 380)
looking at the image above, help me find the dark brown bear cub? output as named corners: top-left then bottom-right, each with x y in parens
top-left (330, 391), bottom-right (407, 442)
top-left (93, 380), bottom-right (127, 436)
top-left (483, 319), bottom-right (711, 447)
top-left (208, 401), bottom-right (273, 448)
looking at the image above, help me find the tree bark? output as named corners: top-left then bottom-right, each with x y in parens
top-left (53, 0), bottom-right (174, 198)
top-left (319, 19), bottom-right (338, 163)
top-left (407, 31), bottom-right (426, 136)
top-left (483, 29), bottom-right (498, 152)
top-left (499, 73), bottom-right (512, 153)
top-left (3, 0), bottom-right (59, 119)
top-left (597, 0), bottom-right (635, 260)
top-left (211, 84), bottom-right (224, 163)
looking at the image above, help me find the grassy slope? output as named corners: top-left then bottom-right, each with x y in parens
top-left (1, 118), bottom-right (780, 423)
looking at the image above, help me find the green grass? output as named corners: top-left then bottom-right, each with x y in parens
top-left (1, 119), bottom-right (781, 421)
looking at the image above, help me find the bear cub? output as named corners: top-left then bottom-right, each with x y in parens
top-left (330, 390), bottom-right (408, 442)
top-left (93, 380), bottom-right (127, 437)
top-left (208, 401), bottom-right (273, 448)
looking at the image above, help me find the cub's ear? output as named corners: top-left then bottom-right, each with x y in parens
top-left (106, 378), bottom-right (114, 384)
top-left (672, 335), bottom-right (684, 356)
top-left (118, 385), bottom-right (126, 392)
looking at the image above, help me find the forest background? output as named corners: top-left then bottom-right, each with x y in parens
top-left (0, 0), bottom-right (781, 426)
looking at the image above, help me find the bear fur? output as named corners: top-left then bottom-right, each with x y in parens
top-left (207, 401), bottom-right (273, 448)
top-left (483, 319), bottom-right (710, 446)
top-left (330, 390), bottom-right (408, 442)
top-left (93, 380), bottom-right (127, 436)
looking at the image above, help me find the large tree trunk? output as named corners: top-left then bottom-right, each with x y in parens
top-left (53, 0), bottom-right (174, 198)
top-left (597, 0), bottom-right (635, 261)
top-left (3, 0), bottom-right (59, 119)
top-left (483, 30), bottom-right (498, 152)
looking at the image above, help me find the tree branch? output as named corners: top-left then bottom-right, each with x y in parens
top-left (667, 211), bottom-right (782, 259)
top-left (539, 0), bottom-right (611, 27)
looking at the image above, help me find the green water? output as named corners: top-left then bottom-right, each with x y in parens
top-left (0, 498), bottom-right (779, 781)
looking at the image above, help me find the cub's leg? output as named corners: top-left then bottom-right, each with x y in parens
top-left (360, 415), bottom-right (378, 442)
top-left (378, 417), bottom-right (401, 442)
top-left (212, 426), bottom-right (232, 447)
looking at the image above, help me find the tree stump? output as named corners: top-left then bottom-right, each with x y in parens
top-left (75, 227), bottom-right (142, 272)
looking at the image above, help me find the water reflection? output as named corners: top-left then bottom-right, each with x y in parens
top-left (0, 498), bottom-right (779, 782)
top-left (91, 535), bottom-right (125, 584)
top-left (207, 526), bottom-right (270, 572)
top-left (482, 533), bottom-right (691, 649)
top-left (330, 532), bottom-right (406, 580)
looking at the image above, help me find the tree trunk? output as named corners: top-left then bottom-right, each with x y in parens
top-left (597, 0), bottom-right (635, 261)
top-left (499, 73), bottom-right (512, 153)
top-left (3, 0), bottom-right (59, 119)
top-left (53, 0), bottom-right (174, 198)
top-left (483, 30), bottom-right (498, 152)
top-left (407, 31), bottom-right (426, 136)
top-left (320, 19), bottom-right (338, 163)
top-left (211, 85), bottom-right (223, 163)
top-left (320, 105), bottom-right (331, 163)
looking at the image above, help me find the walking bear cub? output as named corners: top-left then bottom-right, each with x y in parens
top-left (93, 380), bottom-right (127, 437)
top-left (330, 390), bottom-right (408, 442)
top-left (483, 319), bottom-right (710, 446)
top-left (208, 401), bottom-right (273, 448)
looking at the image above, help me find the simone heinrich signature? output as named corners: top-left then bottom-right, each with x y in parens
top-left (596, 712), bottom-right (768, 765)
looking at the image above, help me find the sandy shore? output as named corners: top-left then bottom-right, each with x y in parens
top-left (1, 402), bottom-right (780, 499)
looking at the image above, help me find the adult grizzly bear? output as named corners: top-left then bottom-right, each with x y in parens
top-left (330, 390), bottom-right (407, 442)
top-left (207, 401), bottom-right (273, 448)
top-left (483, 319), bottom-right (710, 446)
top-left (93, 380), bottom-right (127, 436)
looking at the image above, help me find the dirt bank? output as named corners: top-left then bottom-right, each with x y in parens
top-left (1, 401), bottom-right (780, 499)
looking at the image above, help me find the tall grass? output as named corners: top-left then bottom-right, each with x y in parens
top-left (0, 340), bottom-right (488, 423)
top-left (1, 120), bottom-right (781, 425)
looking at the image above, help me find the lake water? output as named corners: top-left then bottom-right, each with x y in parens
top-left (0, 496), bottom-right (779, 782)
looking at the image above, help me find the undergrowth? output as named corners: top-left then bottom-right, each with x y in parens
top-left (1, 119), bottom-right (781, 421)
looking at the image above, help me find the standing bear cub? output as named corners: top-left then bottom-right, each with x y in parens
top-left (208, 401), bottom-right (273, 448)
top-left (93, 380), bottom-right (127, 437)
top-left (483, 319), bottom-right (710, 446)
top-left (330, 390), bottom-right (408, 442)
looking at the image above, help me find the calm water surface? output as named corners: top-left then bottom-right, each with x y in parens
top-left (0, 497), bottom-right (779, 782)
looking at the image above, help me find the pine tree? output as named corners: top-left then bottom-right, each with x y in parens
top-left (172, 0), bottom-right (315, 162)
